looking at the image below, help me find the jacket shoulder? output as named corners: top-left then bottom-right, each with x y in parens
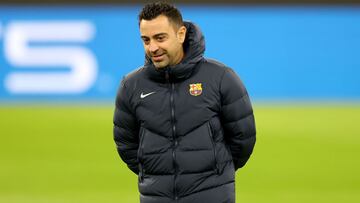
top-left (199, 58), bottom-right (232, 79)
top-left (123, 66), bottom-right (145, 82)
top-left (202, 58), bottom-right (229, 73)
top-left (204, 58), bottom-right (227, 68)
top-left (121, 66), bottom-right (146, 88)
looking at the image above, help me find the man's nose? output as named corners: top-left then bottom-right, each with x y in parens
top-left (149, 42), bottom-right (159, 53)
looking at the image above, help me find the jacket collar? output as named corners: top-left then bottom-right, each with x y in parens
top-left (144, 21), bottom-right (205, 82)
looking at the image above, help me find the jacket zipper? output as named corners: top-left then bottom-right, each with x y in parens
top-left (208, 122), bottom-right (219, 174)
top-left (166, 70), bottom-right (178, 201)
top-left (138, 127), bottom-right (145, 182)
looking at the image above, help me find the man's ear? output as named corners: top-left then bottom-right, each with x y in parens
top-left (177, 26), bottom-right (187, 43)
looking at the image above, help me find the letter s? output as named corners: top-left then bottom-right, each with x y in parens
top-left (4, 21), bottom-right (97, 94)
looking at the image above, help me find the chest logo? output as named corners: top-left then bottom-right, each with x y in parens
top-left (140, 92), bottom-right (156, 99)
top-left (189, 83), bottom-right (202, 96)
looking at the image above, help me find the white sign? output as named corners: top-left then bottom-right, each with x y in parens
top-left (3, 21), bottom-right (98, 94)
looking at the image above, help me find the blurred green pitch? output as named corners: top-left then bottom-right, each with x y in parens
top-left (0, 104), bottom-right (359, 203)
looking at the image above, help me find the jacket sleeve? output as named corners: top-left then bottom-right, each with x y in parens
top-left (220, 68), bottom-right (256, 170)
top-left (113, 78), bottom-right (139, 174)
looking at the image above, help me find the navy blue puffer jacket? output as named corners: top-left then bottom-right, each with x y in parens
top-left (113, 22), bottom-right (256, 203)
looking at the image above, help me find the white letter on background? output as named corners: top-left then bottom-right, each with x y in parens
top-left (4, 21), bottom-right (97, 94)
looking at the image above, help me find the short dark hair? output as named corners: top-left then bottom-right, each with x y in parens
top-left (138, 2), bottom-right (184, 29)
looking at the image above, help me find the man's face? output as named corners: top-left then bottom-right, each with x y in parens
top-left (140, 15), bottom-right (186, 69)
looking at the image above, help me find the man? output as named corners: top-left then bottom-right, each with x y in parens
top-left (113, 2), bottom-right (256, 203)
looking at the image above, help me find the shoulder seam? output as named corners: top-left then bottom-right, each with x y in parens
top-left (219, 67), bottom-right (229, 94)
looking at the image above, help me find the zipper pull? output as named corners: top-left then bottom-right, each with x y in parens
top-left (165, 68), bottom-right (170, 82)
top-left (139, 164), bottom-right (144, 182)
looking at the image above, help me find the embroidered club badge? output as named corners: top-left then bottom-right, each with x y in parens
top-left (189, 83), bottom-right (202, 96)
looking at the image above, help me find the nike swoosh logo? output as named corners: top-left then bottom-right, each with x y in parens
top-left (140, 92), bottom-right (156, 99)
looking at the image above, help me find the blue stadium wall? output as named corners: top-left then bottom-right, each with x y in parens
top-left (0, 6), bottom-right (359, 101)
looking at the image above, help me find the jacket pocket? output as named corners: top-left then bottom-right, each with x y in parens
top-left (207, 122), bottom-right (219, 174)
top-left (137, 127), bottom-right (145, 182)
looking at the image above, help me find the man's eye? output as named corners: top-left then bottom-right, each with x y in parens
top-left (157, 36), bottom-right (165, 41)
top-left (143, 39), bottom-right (150, 44)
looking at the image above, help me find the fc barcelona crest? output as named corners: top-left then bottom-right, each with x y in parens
top-left (189, 83), bottom-right (202, 96)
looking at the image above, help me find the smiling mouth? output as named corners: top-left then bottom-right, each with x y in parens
top-left (152, 54), bottom-right (165, 62)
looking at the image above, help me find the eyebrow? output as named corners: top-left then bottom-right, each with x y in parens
top-left (141, 32), bottom-right (168, 39)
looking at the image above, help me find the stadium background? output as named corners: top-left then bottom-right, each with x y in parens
top-left (0, 0), bottom-right (359, 202)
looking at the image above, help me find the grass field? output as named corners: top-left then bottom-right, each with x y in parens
top-left (0, 104), bottom-right (359, 203)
